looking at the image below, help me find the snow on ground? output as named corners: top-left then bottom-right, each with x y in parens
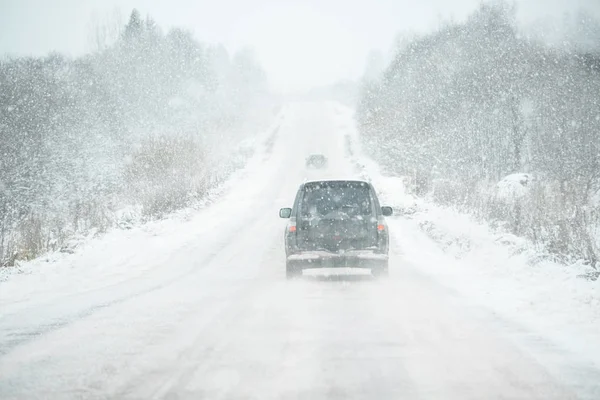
top-left (1, 101), bottom-right (599, 399)
top-left (0, 107), bottom-right (287, 309)
top-left (333, 103), bottom-right (600, 368)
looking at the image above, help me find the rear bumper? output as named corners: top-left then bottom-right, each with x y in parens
top-left (287, 250), bottom-right (388, 269)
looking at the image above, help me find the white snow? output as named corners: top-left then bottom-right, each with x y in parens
top-left (496, 172), bottom-right (532, 200)
top-left (336, 103), bottom-right (600, 370)
top-left (1, 101), bottom-right (598, 399)
top-left (591, 189), bottom-right (600, 207)
top-left (0, 107), bottom-right (287, 302)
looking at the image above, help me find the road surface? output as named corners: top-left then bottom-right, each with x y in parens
top-left (0, 102), bottom-right (595, 399)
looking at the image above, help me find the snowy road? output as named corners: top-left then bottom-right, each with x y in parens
top-left (0, 102), bottom-right (597, 399)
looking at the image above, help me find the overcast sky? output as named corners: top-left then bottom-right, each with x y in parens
top-left (1, 0), bottom-right (598, 92)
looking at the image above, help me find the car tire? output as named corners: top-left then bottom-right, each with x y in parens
top-left (372, 262), bottom-right (389, 278)
top-left (286, 261), bottom-right (302, 279)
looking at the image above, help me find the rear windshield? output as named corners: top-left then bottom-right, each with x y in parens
top-left (300, 182), bottom-right (372, 217)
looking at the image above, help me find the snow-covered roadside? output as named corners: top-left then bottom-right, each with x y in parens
top-left (0, 106), bottom-right (287, 308)
top-left (333, 104), bottom-right (600, 366)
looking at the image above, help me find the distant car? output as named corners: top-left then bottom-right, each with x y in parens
top-left (305, 154), bottom-right (328, 169)
top-left (279, 180), bottom-right (393, 279)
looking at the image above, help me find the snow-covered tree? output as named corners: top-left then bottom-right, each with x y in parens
top-left (357, 1), bottom-right (600, 265)
top-left (0, 9), bottom-right (269, 266)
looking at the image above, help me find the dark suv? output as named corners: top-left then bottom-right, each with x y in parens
top-left (279, 180), bottom-right (393, 278)
top-left (305, 154), bottom-right (328, 169)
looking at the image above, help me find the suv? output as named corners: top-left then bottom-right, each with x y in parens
top-left (305, 154), bottom-right (328, 169)
top-left (279, 180), bottom-right (393, 278)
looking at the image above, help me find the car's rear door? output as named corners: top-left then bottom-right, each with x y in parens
top-left (295, 181), bottom-right (378, 252)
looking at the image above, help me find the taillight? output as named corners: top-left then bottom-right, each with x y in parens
top-left (289, 225), bottom-right (297, 232)
top-left (377, 224), bottom-right (385, 231)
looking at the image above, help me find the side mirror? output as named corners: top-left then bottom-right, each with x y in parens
top-left (381, 206), bottom-right (393, 216)
top-left (279, 207), bottom-right (292, 218)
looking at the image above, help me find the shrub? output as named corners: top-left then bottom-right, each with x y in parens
top-left (124, 135), bottom-right (206, 218)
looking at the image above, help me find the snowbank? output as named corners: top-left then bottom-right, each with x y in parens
top-left (496, 173), bottom-right (532, 200)
top-left (336, 103), bottom-right (600, 367)
top-left (0, 107), bottom-right (286, 291)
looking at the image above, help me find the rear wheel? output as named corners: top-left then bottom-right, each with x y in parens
top-left (286, 261), bottom-right (302, 279)
top-left (372, 262), bottom-right (389, 278)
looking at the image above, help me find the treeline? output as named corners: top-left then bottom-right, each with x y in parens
top-left (0, 10), bottom-right (269, 266)
top-left (357, 2), bottom-right (600, 266)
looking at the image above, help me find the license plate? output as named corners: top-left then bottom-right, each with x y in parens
top-left (333, 258), bottom-right (347, 267)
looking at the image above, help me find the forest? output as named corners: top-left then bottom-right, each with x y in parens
top-left (357, 2), bottom-right (600, 266)
top-left (0, 10), bottom-right (270, 266)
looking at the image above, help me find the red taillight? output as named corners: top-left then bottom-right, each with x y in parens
top-left (377, 224), bottom-right (385, 231)
top-left (289, 225), bottom-right (297, 232)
